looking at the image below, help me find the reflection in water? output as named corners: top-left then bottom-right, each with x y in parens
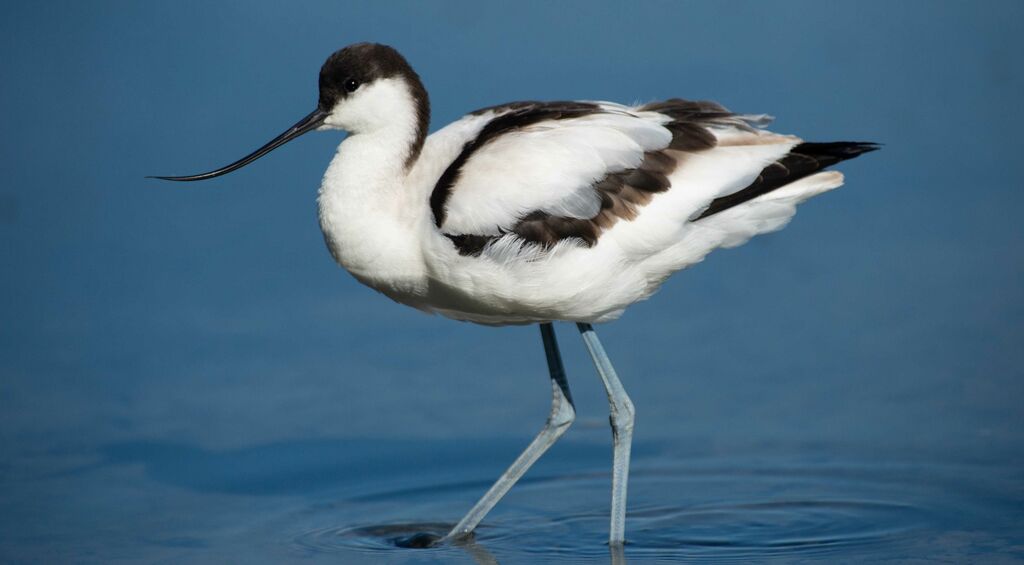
top-left (6, 434), bottom-right (1022, 563)
top-left (455, 537), bottom-right (502, 565)
top-left (292, 522), bottom-right (501, 563)
top-left (78, 436), bottom-right (1024, 562)
top-left (609, 543), bottom-right (626, 565)
top-left (292, 522), bottom-right (628, 565)
top-left (282, 448), bottom-right (978, 563)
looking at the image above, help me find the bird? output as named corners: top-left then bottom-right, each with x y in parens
top-left (152, 42), bottom-right (877, 548)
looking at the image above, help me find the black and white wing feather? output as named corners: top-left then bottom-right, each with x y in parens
top-left (428, 99), bottom-right (876, 256)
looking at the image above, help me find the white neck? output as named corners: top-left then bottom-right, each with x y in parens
top-left (316, 124), bottom-right (429, 296)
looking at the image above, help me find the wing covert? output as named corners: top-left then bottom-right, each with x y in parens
top-left (431, 99), bottom-right (776, 256)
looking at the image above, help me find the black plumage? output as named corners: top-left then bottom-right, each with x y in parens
top-left (695, 142), bottom-right (880, 220)
top-left (438, 100), bottom-right (878, 257)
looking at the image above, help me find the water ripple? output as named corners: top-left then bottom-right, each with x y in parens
top-left (288, 458), bottom-right (939, 562)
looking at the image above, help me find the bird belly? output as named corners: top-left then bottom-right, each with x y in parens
top-left (409, 237), bottom-right (658, 325)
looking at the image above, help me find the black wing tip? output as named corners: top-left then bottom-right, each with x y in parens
top-left (693, 141), bottom-right (880, 221)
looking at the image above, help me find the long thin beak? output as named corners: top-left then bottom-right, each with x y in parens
top-left (149, 108), bottom-right (328, 181)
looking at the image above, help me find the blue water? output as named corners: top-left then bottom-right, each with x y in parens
top-left (2, 1), bottom-right (1023, 563)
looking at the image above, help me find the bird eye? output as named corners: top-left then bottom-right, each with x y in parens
top-left (344, 79), bottom-right (360, 93)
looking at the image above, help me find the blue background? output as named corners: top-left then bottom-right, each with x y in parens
top-left (1, 1), bottom-right (1022, 563)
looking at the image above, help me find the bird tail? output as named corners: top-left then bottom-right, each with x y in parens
top-left (673, 141), bottom-right (879, 255)
top-left (695, 141), bottom-right (880, 220)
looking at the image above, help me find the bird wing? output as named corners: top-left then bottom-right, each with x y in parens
top-left (429, 99), bottom-right (802, 256)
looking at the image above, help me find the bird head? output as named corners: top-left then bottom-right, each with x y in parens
top-left (151, 42), bottom-right (428, 182)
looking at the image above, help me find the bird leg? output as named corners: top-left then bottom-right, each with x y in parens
top-left (443, 322), bottom-right (576, 542)
top-left (577, 322), bottom-right (635, 547)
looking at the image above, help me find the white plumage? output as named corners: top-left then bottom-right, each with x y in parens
top-left (315, 94), bottom-right (840, 325)
top-left (155, 42), bottom-right (876, 547)
top-left (444, 110), bottom-right (667, 233)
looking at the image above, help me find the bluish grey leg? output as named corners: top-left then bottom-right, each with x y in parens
top-left (444, 323), bottom-right (576, 542)
top-left (577, 322), bottom-right (635, 547)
